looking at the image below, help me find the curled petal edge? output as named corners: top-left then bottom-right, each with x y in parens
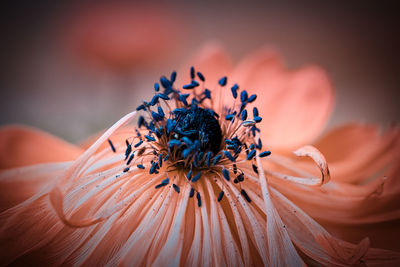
top-left (268, 145), bottom-right (330, 186)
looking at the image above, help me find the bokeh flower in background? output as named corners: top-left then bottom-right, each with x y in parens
top-left (0, 43), bottom-right (399, 265)
top-left (64, 2), bottom-right (181, 73)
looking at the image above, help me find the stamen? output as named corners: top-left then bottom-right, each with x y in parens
top-left (129, 68), bottom-right (272, 205)
top-left (107, 139), bottom-right (116, 153)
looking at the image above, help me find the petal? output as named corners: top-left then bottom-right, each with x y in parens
top-left (256, 156), bottom-right (303, 266)
top-left (267, 145), bottom-right (330, 186)
top-left (0, 162), bottom-right (70, 212)
top-left (270, 186), bottom-right (400, 265)
top-left (0, 125), bottom-right (83, 170)
top-left (180, 41), bottom-right (232, 85)
top-left (178, 41), bottom-right (232, 111)
top-left (315, 123), bottom-right (400, 184)
top-left (268, 158), bottom-right (400, 251)
top-left (231, 48), bottom-right (334, 150)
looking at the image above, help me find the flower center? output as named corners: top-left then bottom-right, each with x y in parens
top-left (107, 67), bottom-right (272, 204)
top-left (173, 105), bottom-right (222, 154)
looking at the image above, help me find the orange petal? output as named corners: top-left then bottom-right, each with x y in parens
top-left (231, 48), bottom-right (334, 150)
top-left (177, 41), bottom-right (232, 111)
top-left (180, 41), bottom-right (232, 86)
top-left (315, 123), bottom-right (400, 184)
top-left (0, 125), bottom-right (83, 170)
top-left (270, 187), bottom-right (400, 265)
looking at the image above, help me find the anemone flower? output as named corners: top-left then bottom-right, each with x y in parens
top-left (1, 44), bottom-right (399, 266)
top-left (64, 2), bottom-right (181, 72)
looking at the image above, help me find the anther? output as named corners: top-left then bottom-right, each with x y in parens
top-left (107, 139), bottom-right (116, 153)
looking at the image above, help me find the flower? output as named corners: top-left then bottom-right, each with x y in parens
top-left (1, 43), bottom-right (399, 266)
top-left (64, 2), bottom-right (181, 72)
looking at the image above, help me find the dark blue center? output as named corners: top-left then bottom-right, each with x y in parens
top-left (174, 106), bottom-right (222, 154)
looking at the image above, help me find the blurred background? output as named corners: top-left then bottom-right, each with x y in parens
top-left (0, 0), bottom-right (399, 143)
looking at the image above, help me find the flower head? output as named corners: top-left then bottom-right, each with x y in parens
top-left (1, 45), bottom-right (399, 266)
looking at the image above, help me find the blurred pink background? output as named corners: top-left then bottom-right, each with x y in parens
top-left (0, 0), bottom-right (399, 143)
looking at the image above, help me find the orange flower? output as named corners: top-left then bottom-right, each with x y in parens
top-left (64, 2), bottom-right (181, 72)
top-left (1, 43), bottom-right (399, 266)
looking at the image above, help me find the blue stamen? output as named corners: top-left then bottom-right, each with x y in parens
top-left (149, 95), bottom-right (159, 106)
top-left (190, 66), bottom-right (195, 79)
top-left (107, 139), bottom-right (116, 153)
top-left (256, 139), bottom-right (262, 149)
top-left (191, 172), bottom-right (201, 182)
top-left (225, 114), bottom-right (234, 121)
top-left (145, 135), bottom-right (156, 142)
top-left (252, 164), bottom-right (258, 174)
top-left (241, 189), bottom-right (251, 202)
top-left (212, 154), bottom-right (222, 165)
top-left (223, 150), bottom-right (236, 162)
top-left (259, 151), bottom-right (271, 157)
top-left (254, 116), bottom-right (262, 123)
top-left (237, 173), bottom-right (244, 182)
top-left (173, 184), bottom-right (180, 193)
top-left (240, 90), bottom-right (248, 103)
top-left (137, 164), bottom-right (145, 169)
top-left (241, 109), bottom-right (247, 121)
top-left (231, 84), bottom-right (238, 98)
top-left (154, 83), bottom-right (160, 92)
top-left (204, 89), bottom-right (211, 99)
top-left (168, 139), bottom-right (181, 147)
top-left (134, 140), bottom-right (143, 148)
top-left (197, 71), bottom-right (205, 81)
top-left (123, 167), bottom-right (130, 173)
top-left (206, 151), bottom-right (212, 167)
top-left (183, 83), bottom-right (195, 89)
top-left (157, 106), bottom-right (165, 118)
top-left (170, 71), bottom-right (177, 83)
top-left (246, 149), bottom-right (256, 160)
top-left (136, 104), bottom-right (146, 111)
top-left (217, 191), bottom-right (224, 202)
top-left (157, 93), bottom-right (170, 100)
top-left (160, 76), bottom-right (171, 88)
top-left (190, 188), bottom-right (195, 198)
top-left (127, 153), bottom-right (134, 165)
top-left (149, 162), bottom-right (159, 174)
top-left (222, 168), bottom-right (230, 181)
top-left (248, 94), bottom-right (257, 103)
top-left (158, 154), bottom-right (163, 167)
top-left (253, 107), bottom-right (259, 117)
top-left (186, 168), bottom-right (192, 180)
top-left (218, 76), bottom-right (227, 86)
top-left (196, 192), bottom-right (201, 207)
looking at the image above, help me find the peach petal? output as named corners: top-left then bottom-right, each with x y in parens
top-left (267, 145), bottom-right (330, 186)
top-left (50, 111), bottom-right (136, 227)
top-left (270, 187), bottom-right (400, 265)
top-left (0, 125), bottom-right (83, 170)
top-left (231, 48), bottom-right (334, 150)
top-left (180, 41), bottom-right (232, 85)
top-left (0, 162), bottom-right (70, 212)
top-left (315, 123), bottom-right (400, 184)
top-left (256, 156), bottom-right (303, 266)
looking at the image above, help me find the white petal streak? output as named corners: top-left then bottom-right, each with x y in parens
top-left (117, 186), bottom-right (173, 265)
top-left (256, 156), bottom-right (303, 267)
top-left (152, 184), bottom-right (190, 266)
top-left (214, 179), bottom-right (251, 265)
top-left (204, 180), bottom-right (227, 266)
top-left (200, 186), bottom-right (213, 267)
top-left (186, 198), bottom-right (203, 266)
top-left (223, 179), bottom-right (269, 266)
